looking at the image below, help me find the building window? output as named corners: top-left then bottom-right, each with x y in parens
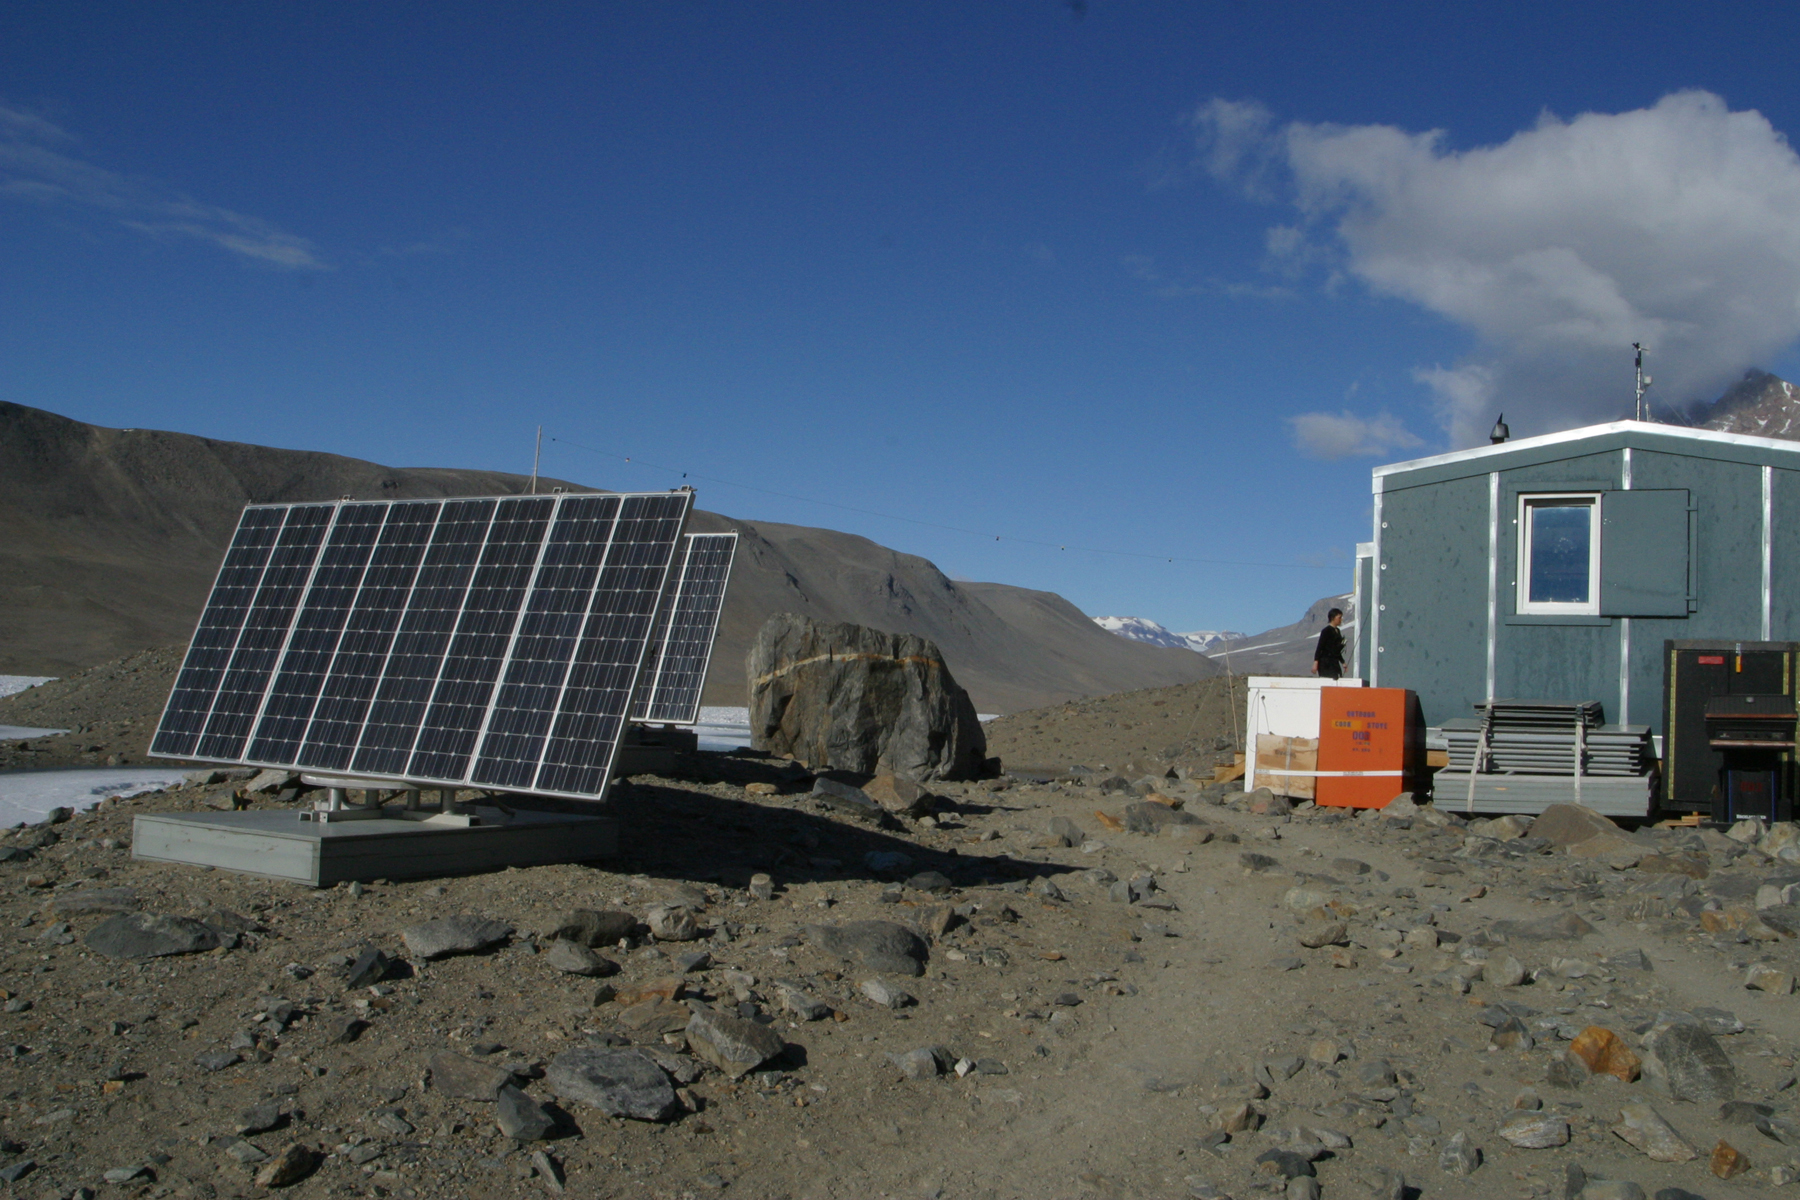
top-left (1517, 493), bottom-right (1600, 614)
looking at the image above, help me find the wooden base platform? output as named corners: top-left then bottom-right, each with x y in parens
top-left (131, 806), bottom-right (618, 888)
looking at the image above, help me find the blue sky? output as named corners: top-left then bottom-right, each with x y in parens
top-left (7, 3), bottom-right (1800, 638)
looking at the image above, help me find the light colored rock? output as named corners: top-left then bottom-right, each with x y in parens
top-left (1484, 954), bottom-right (1527, 987)
top-left (1498, 1112), bottom-right (1569, 1149)
top-left (859, 979), bottom-right (915, 1009)
top-left (1727, 817), bottom-right (1764, 844)
top-left (863, 773), bottom-right (933, 817)
top-left (645, 905), bottom-right (699, 942)
top-left (1612, 1102), bottom-right (1696, 1162)
top-left (1438, 1130), bottom-right (1481, 1175)
top-left (1528, 803), bottom-right (1627, 847)
top-left (684, 1006), bottom-right (786, 1079)
top-left (1746, 963), bottom-right (1794, 994)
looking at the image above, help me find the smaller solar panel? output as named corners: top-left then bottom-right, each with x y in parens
top-left (631, 532), bottom-right (738, 725)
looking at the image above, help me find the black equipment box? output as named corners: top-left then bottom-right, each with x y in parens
top-left (1663, 640), bottom-right (1799, 820)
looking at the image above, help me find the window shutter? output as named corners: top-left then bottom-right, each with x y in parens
top-left (1599, 490), bottom-right (1690, 616)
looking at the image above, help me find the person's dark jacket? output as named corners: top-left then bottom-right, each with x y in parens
top-left (1314, 623), bottom-right (1345, 678)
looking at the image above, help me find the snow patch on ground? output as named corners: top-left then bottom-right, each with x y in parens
top-left (0, 676), bottom-right (55, 700)
top-left (0, 767), bottom-right (189, 828)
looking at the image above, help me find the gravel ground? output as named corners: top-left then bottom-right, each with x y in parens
top-left (2, 659), bottom-right (1798, 1199)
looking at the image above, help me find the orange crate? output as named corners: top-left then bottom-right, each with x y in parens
top-left (1316, 687), bottom-right (1424, 809)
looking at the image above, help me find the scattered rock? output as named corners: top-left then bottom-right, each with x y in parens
top-left (1581, 1183), bottom-right (1646, 1200)
top-left (863, 773), bottom-right (933, 817)
top-left (646, 905), bottom-right (700, 942)
top-left (496, 1084), bottom-right (556, 1141)
top-left (237, 1102), bottom-right (282, 1136)
top-left (548, 910), bottom-right (637, 947)
top-left (1612, 1103), bottom-right (1697, 1162)
top-left (48, 887), bottom-right (139, 916)
top-left (774, 981), bottom-right (830, 1020)
top-left (1643, 1022), bottom-right (1737, 1102)
top-left (401, 916), bottom-right (511, 960)
top-left (1528, 803), bottom-right (1627, 847)
top-left (253, 1144), bottom-right (318, 1188)
top-left (428, 1051), bottom-right (513, 1101)
top-left (1569, 1027), bottom-right (1642, 1081)
top-left (1711, 1137), bottom-right (1750, 1178)
top-left (1746, 962), bottom-right (1793, 994)
top-left (683, 1006), bottom-right (786, 1079)
top-left (813, 778), bottom-right (887, 824)
top-left (1439, 1130), bottom-right (1481, 1175)
top-left (544, 939), bottom-right (618, 976)
top-left (244, 769), bottom-right (297, 795)
top-left (344, 946), bottom-right (392, 988)
top-left (859, 979), bottom-right (915, 1009)
top-left (1489, 913), bottom-right (1596, 942)
top-left (547, 1047), bottom-right (680, 1121)
top-left (806, 921), bottom-right (928, 976)
top-left (1499, 1112), bottom-right (1570, 1148)
top-left (1484, 954), bottom-right (1527, 987)
top-left (1298, 921), bottom-right (1347, 949)
top-left (85, 913), bottom-right (221, 960)
top-left (890, 1047), bottom-right (945, 1080)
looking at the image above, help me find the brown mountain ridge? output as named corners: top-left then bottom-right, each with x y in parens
top-left (0, 401), bottom-right (1218, 713)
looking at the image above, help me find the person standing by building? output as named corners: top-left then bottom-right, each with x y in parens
top-left (1311, 607), bottom-right (1345, 680)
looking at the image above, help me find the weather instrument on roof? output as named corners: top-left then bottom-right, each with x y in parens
top-left (133, 490), bottom-right (725, 887)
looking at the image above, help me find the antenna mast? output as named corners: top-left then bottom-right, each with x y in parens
top-left (530, 425), bottom-right (542, 494)
top-left (1633, 344), bottom-right (1654, 421)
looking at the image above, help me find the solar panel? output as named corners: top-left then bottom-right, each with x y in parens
top-left (151, 490), bottom-right (693, 801)
top-left (631, 532), bottom-right (738, 725)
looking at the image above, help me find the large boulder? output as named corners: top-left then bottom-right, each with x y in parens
top-left (746, 613), bottom-right (986, 781)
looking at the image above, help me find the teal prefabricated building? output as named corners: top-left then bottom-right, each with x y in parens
top-left (1351, 420), bottom-right (1800, 737)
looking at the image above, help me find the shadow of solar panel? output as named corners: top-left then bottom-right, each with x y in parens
top-left (150, 490), bottom-right (693, 801)
top-left (631, 532), bottom-right (738, 725)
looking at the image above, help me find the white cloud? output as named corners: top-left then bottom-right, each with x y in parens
top-left (0, 102), bottom-right (328, 270)
top-left (1196, 91), bottom-right (1800, 446)
top-left (1286, 410), bottom-right (1424, 460)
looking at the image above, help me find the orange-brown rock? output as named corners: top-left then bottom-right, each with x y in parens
top-left (1711, 1138), bottom-right (1751, 1179)
top-left (1701, 906), bottom-right (1787, 940)
top-left (1568, 1026), bottom-right (1642, 1082)
top-left (613, 976), bottom-right (683, 1007)
top-left (1093, 810), bottom-right (1124, 832)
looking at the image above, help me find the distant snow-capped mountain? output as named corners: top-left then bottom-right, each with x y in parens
top-left (1093, 616), bottom-right (1243, 654)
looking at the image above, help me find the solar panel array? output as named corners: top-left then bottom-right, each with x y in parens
top-left (150, 491), bottom-right (693, 800)
top-left (632, 532), bottom-right (738, 725)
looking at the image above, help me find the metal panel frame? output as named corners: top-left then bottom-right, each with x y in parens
top-left (149, 491), bottom-right (693, 802)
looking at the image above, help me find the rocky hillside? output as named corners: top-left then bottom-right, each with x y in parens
top-left (0, 402), bottom-right (1217, 713)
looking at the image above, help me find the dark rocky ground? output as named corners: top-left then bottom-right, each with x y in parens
top-left (3, 666), bottom-right (1800, 1198)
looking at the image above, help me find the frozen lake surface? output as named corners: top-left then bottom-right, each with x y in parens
top-left (0, 766), bottom-right (189, 828)
top-left (0, 675), bottom-right (55, 700)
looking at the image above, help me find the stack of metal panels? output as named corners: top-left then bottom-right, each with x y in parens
top-left (1433, 698), bottom-right (1655, 817)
